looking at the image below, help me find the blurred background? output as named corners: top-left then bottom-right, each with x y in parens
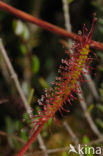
top-left (0, 0), bottom-right (103, 155)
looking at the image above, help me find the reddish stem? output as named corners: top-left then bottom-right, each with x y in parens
top-left (0, 1), bottom-right (103, 51)
top-left (17, 122), bottom-right (45, 156)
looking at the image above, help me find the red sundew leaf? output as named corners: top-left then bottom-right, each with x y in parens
top-left (18, 15), bottom-right (96, 155)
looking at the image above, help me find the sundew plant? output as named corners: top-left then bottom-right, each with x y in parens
top-left (0, 1), bottom-right (103, 156)
top-left (16, 16), bottom-right (97, 155)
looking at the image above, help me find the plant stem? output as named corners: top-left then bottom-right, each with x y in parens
top-left (0, 2), bottom-right (103, 50)
top-left (17, 122), bottom-right (45, 156)
top-left (0, 39), bottom-right (32, 115)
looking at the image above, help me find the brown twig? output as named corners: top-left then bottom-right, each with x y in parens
top-left (62, 0), bottom-right (79, 151)
top-left (77, 83), bottom-right (102, 137)
top-left (63, 121), bottom-right (79, 145)
top-left (25, 146), bottom-right (69, 156)
top-left (37, 134), bottom-right (48, 156)
top-left (62, 0), bottom-right (72, 33)
top-left (0, 39), bottom-right (48, 156)
top-left (62, 0), bottom-right (82, 153)
top-left (83, 68), bottom-right (99, 100)
top-left (0, 53), bottom-right (11, 86)
top-left (0, 2), bottom-right (103, 50)
top-left (62, 0), bottom-right (101, 137)
top-left (62, 0), bottom-right (99, 101)
top-left (0, 39), bottom-right (32, 115)
top-left (0, 130), bottom-right (25, 144)
top-left (25, 137), bottom-right (103, 155)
